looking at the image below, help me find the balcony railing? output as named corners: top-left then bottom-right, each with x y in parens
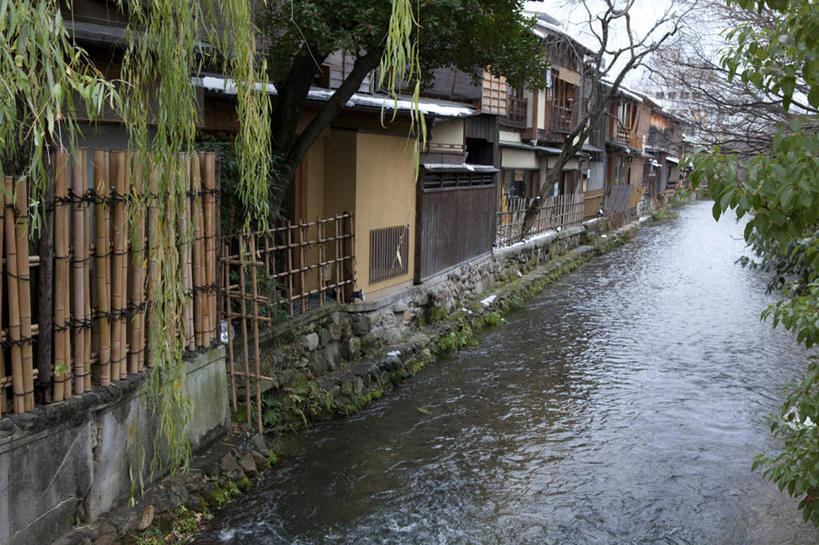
top-left (505, 96), bottom-right (528, 128)
top-left (550, 104), bottom-right (573, 132)
top-left (615, 125), bottom-right (630, 145)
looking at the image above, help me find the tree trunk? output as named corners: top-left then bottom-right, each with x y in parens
top-left (269, 46), bottom-right (385, 214)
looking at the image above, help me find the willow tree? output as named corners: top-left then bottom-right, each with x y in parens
top-left (258, 0), bottom-right (548, 208)
top-left (1, 0), bottom-right (271, 476)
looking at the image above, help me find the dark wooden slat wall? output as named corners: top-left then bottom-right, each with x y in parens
top-left (417, 184), bottom-right (496, 281)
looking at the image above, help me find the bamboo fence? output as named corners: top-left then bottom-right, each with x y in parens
top-left (220, 214), bottom-right (355, 433)
top-left (495, 193), bottom-right (585, 248)
top-left (0, 149), bottom-right (220, 416)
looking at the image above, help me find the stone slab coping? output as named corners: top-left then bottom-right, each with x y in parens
top-left (0, 346), bottom-right (225, 446)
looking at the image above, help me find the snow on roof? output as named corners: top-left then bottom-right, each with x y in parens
top-left (525, 12), bottom-right (597, 53)
top-left (666, 156), bottom-right (680, 164)
top-left (601, 79), bottom-right (643, 103)
top-left (350, 94), bottom-right (475, 117)
top-left (422, 163), bottom-right (499, 173)
top-left (194, 76), bottom-right (476, 118)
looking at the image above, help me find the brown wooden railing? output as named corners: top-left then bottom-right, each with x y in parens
top-left (0, 149), bottom-right (219, 416)
top-left (550, 104), bottom-right (574, 132)
top-left (506, 96), bottom-right (528, 128)
top-left (496, 194), bottom-right (584, 248)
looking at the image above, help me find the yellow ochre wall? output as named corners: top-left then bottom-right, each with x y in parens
top-left (323, 129), bottom-right (357, 216)
top-left (354, 131), bottom-right (417, 296)
top-left (306, 136), bottom-right (325, 219)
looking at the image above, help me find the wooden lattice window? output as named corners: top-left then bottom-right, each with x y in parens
top-left (369, 225), bottom-right (409, 284)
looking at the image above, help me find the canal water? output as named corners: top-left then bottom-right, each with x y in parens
top-left (198, 201), bottom-right (819, 544)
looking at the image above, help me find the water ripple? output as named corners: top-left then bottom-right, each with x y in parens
top-left (197, 202), bottom-right (819, 544)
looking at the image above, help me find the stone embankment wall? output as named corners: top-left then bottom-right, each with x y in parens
top-left (0, 347), bottom-right (230, 545)
top-left (49, 215), bottom-right (638, 545)
top-left (250, 218), bottom-right (618, 414)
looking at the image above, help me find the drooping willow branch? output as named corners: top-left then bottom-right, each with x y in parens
top-left (118, 0), bottom-right (272, 477)
top-left (0, 0), bottom-right (116, 234)
top-left (379, 0), bottom-right (427, 150)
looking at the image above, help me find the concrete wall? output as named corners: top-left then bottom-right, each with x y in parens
top-left (355, 131), bottom-right (417, 295)
top-left (0, 347), bottom-right (229, 545)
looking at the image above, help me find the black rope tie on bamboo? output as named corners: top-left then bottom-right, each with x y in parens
top-left (126, 346), bottom-right (147, 357)
top-left (55, 317), bottom-right (93, 332)
top-left (4, 270), bottom-right (30, 281)
top-left (3, 202), bottom-right (25, 215)
top-left (92, 301), bottom-right (149, 324)
top-left (13, 389), bottom-right (35, 398)
top-left (52, 375), bottom-right (72, 385)
top-left (186, 188), bottom-right (220, 198)
top-left (110, 355), bottom-right (128, 366)
top-left (1, 336), bottom-right (35, 349)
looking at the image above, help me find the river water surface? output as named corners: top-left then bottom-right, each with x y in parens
top-left (199, 202), bottom-right (819, 544)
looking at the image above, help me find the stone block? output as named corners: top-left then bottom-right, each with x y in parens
top-left (351, 314), bottom-right (372, 336)
top-left (304, 333), bottom-right (320, 351)
top-left (328, 322), bottom-right (342, 341)
top-left (322, 343), bottom-right (341, 371)
top-left (346, 336), bottom-right (361, 359)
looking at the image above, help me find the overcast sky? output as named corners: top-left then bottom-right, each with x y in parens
top-left (522, 0), bottom-right (693, 88)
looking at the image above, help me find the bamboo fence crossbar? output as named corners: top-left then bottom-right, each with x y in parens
top-left (495, 194), bottom-right (585, 248)
top-left (0, 149), bottom-right (220, 416)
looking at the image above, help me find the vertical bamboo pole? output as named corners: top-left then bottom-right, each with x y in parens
top-left (204, 153), bottom-right (217, 345)
top-left (214, 152), bottom-right (222, 336)
top-left (223, 242), bottom-right (237, 411)
top-left (4, 176), bottom-right (24, 413)
top-left (264, 235), bottom-right (271, 277)
top-left (82, 159), bottom-right (91, 391)
top-left (54, 150), bottom-right (71, 400)
top-left (318, 219), bottom-right (325, 307)
top-left (109, 150), bottom-right (126, 380)
top-left (334, 215), bottom-right (342, 303)
top-left (286, 222), bottom-right (294, 315)
top-left (145, 159), bottom-right (159, 367)
top-left (299, 221), bottom-right (307, 314)
top-left (127, 153), bottom-right (146, 374)
top-left (119, 154), bottom-right (130, 378)
top-left (14, 178), bottom-right (34, 411)
top-left (238, 240), bottom-right (251, 425)
top-left (191, 154), bottom-right (205, 349)
top-left (181, 154), bottom-right (195, 351)
top-left (94, 150), bottom-right (111, 386)
top-left (249, 234), bottom-right (262, 434)
top-left (344, 213), bottom-right (354, 302)
top-left (103, 152), bottom-right (113, 378)
top-left (72, 149), bottom-right (87, 393)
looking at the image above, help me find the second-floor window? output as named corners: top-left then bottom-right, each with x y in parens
top-left (616, 101), bottom-right (636, 130)
top-left (551, 73), bottom-right (576, 131)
